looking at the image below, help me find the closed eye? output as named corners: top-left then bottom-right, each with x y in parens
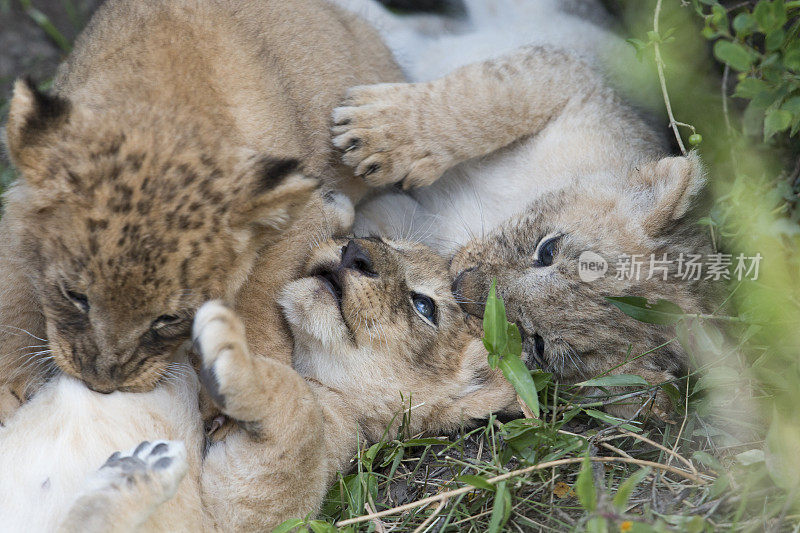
top-left (150, 314), bottom-right (188, 337)
top-left (60, 284), bottom-right (90, 313)
top-left (411, 293), bottom-right (437, 326)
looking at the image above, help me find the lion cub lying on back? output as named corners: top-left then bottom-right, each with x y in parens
top-left (1, 235), bottom-right (517, 531)
top-left (333, 0), bottom-right (715, 417)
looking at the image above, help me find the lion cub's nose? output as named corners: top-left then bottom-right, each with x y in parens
top-left (340, 240), bottom-right (376, 277)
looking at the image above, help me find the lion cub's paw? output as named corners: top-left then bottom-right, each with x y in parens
top-left (322, 189), bottom-right (355, 234)
top-left (94, 440), bottom-right (187, 503)
top-left (332, 83), bottom-right (450, 189)
top-left (0, 385), bottom-right (23, 426)
top-left (193, 302), bottom-right (257, 420)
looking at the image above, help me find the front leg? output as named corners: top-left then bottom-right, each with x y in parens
top-left (0, 212), bottom-right (48, 423)
top-left (58, 441), bottom-right (188, 533)
top-left (332, 45), bottom-right (604, 188)
top-left (193, 302), bottom-right (329, 531)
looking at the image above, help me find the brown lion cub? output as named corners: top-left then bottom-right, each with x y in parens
top-left (0, 0), bottom-right (401, 414)
top-left (331, 1), bottom-right (715, 417)
top-left (5, 237), bottom-right (517, 532)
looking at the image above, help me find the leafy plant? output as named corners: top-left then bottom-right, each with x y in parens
top-left (482, 279), bottom-right (542, 418)
top-left (695, 0), bottom-right (800, 140)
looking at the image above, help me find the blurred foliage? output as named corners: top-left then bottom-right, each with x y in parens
top-left (618, 0), bottom-right (800, 527)
top-left (698, 0), bottom-right (800, 141)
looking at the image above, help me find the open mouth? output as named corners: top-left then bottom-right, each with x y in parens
top-left (518, 324), bottom-right (546, 371)
top-left (313, 266), bottom-right (344, 313)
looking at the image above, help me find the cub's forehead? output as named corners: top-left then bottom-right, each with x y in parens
top-left (384, 239), bottom-right (452, 293)
top-left (36, 200), bottom-right (233, 297)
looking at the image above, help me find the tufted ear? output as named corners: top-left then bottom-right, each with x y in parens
top-left (628, 153), bottom-right (706, 237)
top-left (230, 156), bottom-right (320, 234)
top-left (5, 78), bottom-right (71, 172)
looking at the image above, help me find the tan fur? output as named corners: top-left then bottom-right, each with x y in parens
top-left (450, 157), bottom-right (713, 418)
top-left (0, 0), bottom-right (402, 409)
top-left (333, 45), bottom-right (714, 418)
top-left (2, 192), bottom-right (354, 532)
top-left (333, 45), bottom-right (663, 189)
top-left (38, 231), bottom-right (516, 531)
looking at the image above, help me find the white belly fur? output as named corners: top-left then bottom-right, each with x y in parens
top-left (0, 372), bottom-right (203, 531)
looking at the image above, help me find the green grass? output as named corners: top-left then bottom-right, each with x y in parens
top-left (3, 0), bottom-right (800, 531)
top-left (294, 1), bottom-right (800, 531)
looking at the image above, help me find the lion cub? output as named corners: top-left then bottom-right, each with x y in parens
top-left (0, 0), bottom-right (401, 416)
top-left (332, 0), bottom-right (714, 416)
top-left (1, 236), bottom-right (517, 531)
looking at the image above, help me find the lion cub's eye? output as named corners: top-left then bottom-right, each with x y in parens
top-left (151, 314), bottom-right (184, 332)
top-left (64, 289), bottom-right (90, 313)
top-left (411, 293), bottom-right (437, 325)
top-left (534, 235), bottom-right (562, 267)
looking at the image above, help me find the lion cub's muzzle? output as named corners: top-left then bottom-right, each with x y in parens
top-left (310, 239), bottom-right (379, 312)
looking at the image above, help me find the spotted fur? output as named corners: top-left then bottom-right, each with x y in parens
top-left (0, 0), bottom-right (401, 404)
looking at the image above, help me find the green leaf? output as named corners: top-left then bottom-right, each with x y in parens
top-left (584, 409), bottom-right (642, 432)
top-left (482, 279), bottom-right (508, 356)
top-left (785, 48), bottom-right (800, 71)
top-left (733, 77), bottom-right (768, 99)
top-left (531, 370), bottom-right (553, 392)
top-left (273, 518), bottom-right (305, 533)
top-left (576, 374), bottom-right (649, 388)
top-left (782, 96), bottom-right (800, 114)
top-left (498, 351), bottom-right (540, 417)
top-left (735, 448), bottom-right (765, 466)
top-left (401, 438), bottom-right (449, 446)
top-left (457, 475), bottom-right (495, 492)
top-left (363, 442), bottom-right (383, 469)
top-left (764, 109), bottom-right (793, 140)
top-left (708, 473), bottom-right (731, 499)
top-left (487, 481), bottom-right (512, 533)
top-left (626, 38), bottom-right (648, 61)
top-left (587, 517), bottom-right (609, 533)
top-left (710, 4), bottom-right (727, 26)
top-left (661, 383), bottom-right (682, 410)
top-left (575, 456), bottom-right (597, 512)
top-left (743, 99), bottom-right (766, 136)
top-left (506, 322), bottom-right (522, 357)
top-left (732, 12), bottom-right (756, 36)
top-left (308, 521), bottom-right (337, 533)
top-left (613, 468), bottom-right (651, 510)
top-left (754, 0), bottom-right (787, 32)
top-left (605, 296), bottom-right (685, 325)
top-left (713, 40), bottom-right (755, 71)
top-left (765, 28), bottom-right (786, 51)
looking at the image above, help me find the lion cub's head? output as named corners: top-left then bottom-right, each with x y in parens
top-left (279, 237), bottom-right (518, 438)
top-left (4, 79), bottom-right (318, 392)
top-left (451, 154), bottom-right (715, 417)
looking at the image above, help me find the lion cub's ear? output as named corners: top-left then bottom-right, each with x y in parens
top-left (629, 153), bottom-right (706, 237)
top-left (5, 78), bottom-right (71, 171)
top-left (229, 155), bottom-right (320, 235)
